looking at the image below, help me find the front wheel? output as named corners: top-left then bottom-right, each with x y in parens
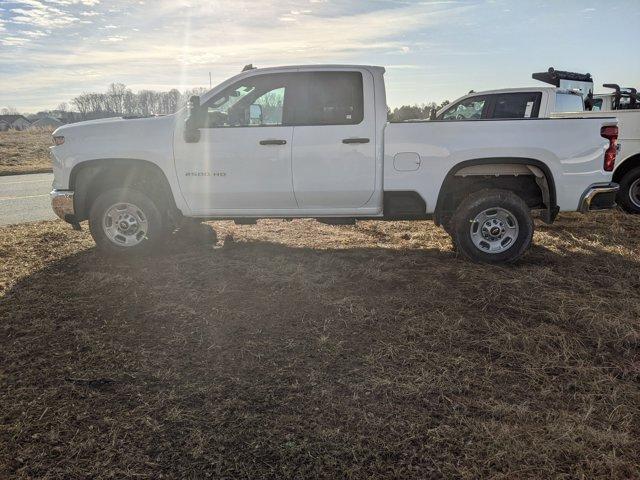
top-left (451, 189), bottom-right (534, 264)
top-left (617, 167), bottom-right (640, 214)
top-left (89, 188), bottom-right (167, 256)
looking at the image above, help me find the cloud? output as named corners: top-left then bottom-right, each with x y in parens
top-left (1, 36), bottom-right (30, 46)
top-left (100, 35), bottom-right (126, 42)
top-left (0, 0), bottom-right (472, 110)
top-left (8, 2), bottom-right (80, 29)
top-left (45, 0), bottom-right (101, 5)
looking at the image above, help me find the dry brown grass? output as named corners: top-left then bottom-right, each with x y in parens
top-left (0, 129), bottom-right (53, 176)
top-left (1, 213), bottom-right (639, 479)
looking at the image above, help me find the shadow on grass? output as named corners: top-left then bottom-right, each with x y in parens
top-left (1, 224), bottom-right (639, 479)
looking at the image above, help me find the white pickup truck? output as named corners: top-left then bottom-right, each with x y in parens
top-left (50, 64), bottom-right (619, 263)
top-left (440, 69), bottom-right (640, 213)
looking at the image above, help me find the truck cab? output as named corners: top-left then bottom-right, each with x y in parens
top-left (175, 65), bottom-right (385, 217)
top-left (435, 86), bottom-right (584, 121)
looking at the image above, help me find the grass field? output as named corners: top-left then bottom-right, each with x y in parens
top-left (0, 129), bottom-right (53, 176)
top-left (1, 214), bottom-right (639, 478)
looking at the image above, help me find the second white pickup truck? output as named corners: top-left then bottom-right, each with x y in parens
top-left (50, 64), bottom-right (619, 263)
top-left (439, 68), bottom-right (640, 214)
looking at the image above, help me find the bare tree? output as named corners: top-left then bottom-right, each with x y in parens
top-left (137, 90), bottom-right (155, 117)
top-left (72, 94), bottom-right (91, 119)
top-left (123, 90), bottom-right (138, 116)
top-left (388, 101), bottom-right (449, 122)
top-left (87, 93), bottom-right (107, 114)
top-left (68, 85), bottom-right (210, 120)
top-left (106, 83), bottom-right (127, 114)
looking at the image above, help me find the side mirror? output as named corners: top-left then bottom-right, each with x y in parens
top-left (248, 104), bottom-right (262, 125)
top-left (184, 95), bottom-right (202, 143)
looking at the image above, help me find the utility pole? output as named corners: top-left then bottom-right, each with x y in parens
top-left (209, 72), bottom-right (212, 88)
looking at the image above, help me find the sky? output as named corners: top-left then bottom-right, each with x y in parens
top-left (1, 0), bottom-right (639, 113)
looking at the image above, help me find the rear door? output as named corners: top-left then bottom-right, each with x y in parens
top-left (289, 70), bottom-right (376, 209)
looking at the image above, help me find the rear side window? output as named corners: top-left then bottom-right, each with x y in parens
top-left (491, 92), bottom-right (542, 119)
top-left (555, 92), bottom-right (584, 113)
top-left (291, 72), bottom-right (364, 125)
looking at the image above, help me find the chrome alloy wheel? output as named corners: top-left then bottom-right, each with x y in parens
top-left (102, 202), bottom-right (149, 247)
top-left (630, 178), bottom-right (640, 209)
top-left (469, 207), bottom-right (519, 254)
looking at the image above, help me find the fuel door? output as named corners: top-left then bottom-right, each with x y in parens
top-left (393, 152), bottom-right (421, 172)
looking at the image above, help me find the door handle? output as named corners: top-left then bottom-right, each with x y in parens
top-left (259, 139), bottom-right (287, 145)
top-left (342, 137), bottom-right (370, 144)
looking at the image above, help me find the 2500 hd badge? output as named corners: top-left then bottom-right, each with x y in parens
top-left (185, 171), bottom-right (226, 177)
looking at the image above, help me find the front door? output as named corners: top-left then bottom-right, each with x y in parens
top-left (290, 70), bottom-right (377, 210)
top-left (174, 73), bottom-right (297, 214)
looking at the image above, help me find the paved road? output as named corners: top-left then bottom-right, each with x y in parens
top-left (0, 173), bottom-right (56, 226)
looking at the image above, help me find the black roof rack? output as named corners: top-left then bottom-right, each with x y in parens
top-left (532, 67), bottom-right (592, 86)
top-left (603, 83), bottom-right (639, 96)
top-left (602, 83), bottom-right (640, 109)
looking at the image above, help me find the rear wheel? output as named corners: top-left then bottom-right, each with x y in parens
top-left (618, 166), bottom-right (640, 214)
top-left (451, 189), bottom-right (533, 263)
top-left (89, 188), bottom-right (167, 256)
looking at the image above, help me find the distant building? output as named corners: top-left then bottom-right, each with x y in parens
top-left (29, 117), bottom-right (63, 130)
top-left (0, 115), bottom-right (31, 131)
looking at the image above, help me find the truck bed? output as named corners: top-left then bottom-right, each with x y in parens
top-left (384, 117), bottom-right (617, 212)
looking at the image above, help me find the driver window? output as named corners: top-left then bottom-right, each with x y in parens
top-left (203, 74), bottom-right (289, 127)
top-left (439, 96), bottom-right (487, 120)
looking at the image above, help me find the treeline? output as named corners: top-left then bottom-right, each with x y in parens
top-left (5, 86), bottom-right (450, 123)
top-left (387, 100), bottom-right (450, 122)
top-left (71, 83), bottom-right (207, 119)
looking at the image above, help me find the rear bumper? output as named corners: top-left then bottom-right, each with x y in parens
top-left (578, 183), bottom-right (619, 213)
top-left (50, 190), bottom-right (76, 223)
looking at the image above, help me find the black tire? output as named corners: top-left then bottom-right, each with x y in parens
top-left (617, 166), bottom-right (640, 214)
top-left (89, 188), bottom-right (167, 256)
top-left (451, 189), bottom-right (533, 264)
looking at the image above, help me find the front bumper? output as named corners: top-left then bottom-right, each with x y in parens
top-left (578, 183), bottom-right (619, 213)
top-left (50, 190), bottom-right (75, 222)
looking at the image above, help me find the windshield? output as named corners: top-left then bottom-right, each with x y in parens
top-left (439, 97), bottom-right (487, 120)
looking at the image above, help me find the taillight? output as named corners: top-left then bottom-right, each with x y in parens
top-left (600, 125), bottom-right (618, 172)
top-left (52, 135), bottom-right (65, 146)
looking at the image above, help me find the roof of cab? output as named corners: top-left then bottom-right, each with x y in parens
top-left (244, 64), bottom-right (385, 74)
top-left (460, 86), bottom-right (568, 96)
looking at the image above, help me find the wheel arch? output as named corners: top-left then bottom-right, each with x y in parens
top-left (434, 157), bottom-right (557, 226)
top-left (613, 153), bottom-right (640, 183)
top-left (70, 158), bottom-right (177, 222)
